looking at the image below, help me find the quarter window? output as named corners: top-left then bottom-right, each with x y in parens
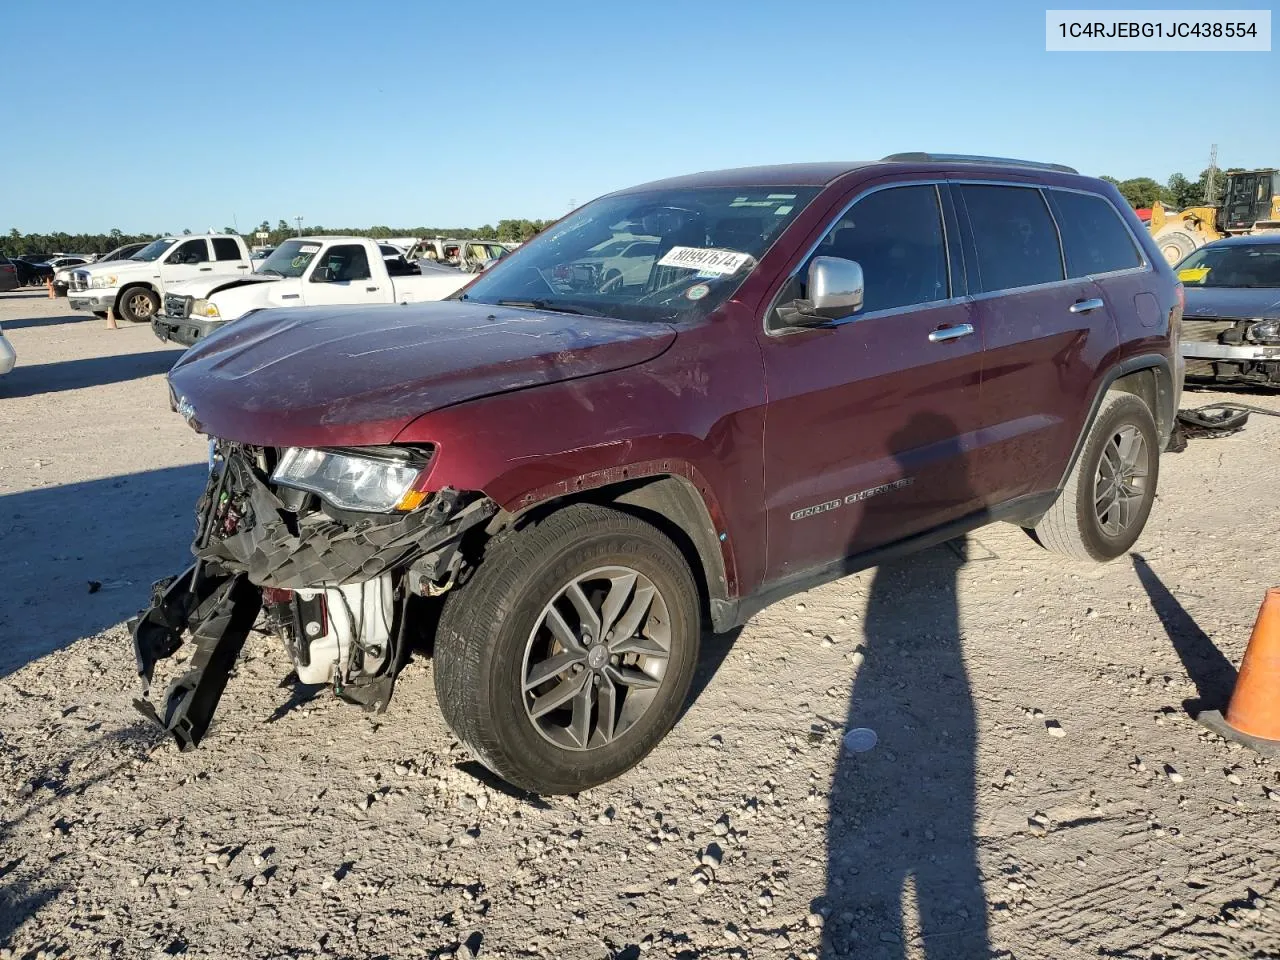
top-left (957, 185), bottom-right (1063, 293)
top-left (212, 237), bottom-right (243, 261)
top-left (1047, 190), bottom-right (1142, 277)
top-left (804, 185), bottom-right (950, 315)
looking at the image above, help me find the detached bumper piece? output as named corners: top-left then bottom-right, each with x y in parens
top-left (129, 564), bottom-right (262, 750)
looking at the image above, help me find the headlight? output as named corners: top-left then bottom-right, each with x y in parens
top-left (1247, 319), bottom-right (1280, 344)
top-left (271, 447), bottom-right (431, 512)
top-left (191, 298), bottom-right (220, 318)
top-left (89, 274), bottom-right (118, 288)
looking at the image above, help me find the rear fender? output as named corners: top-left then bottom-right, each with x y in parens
top-left (1049, 354), bottom-right (1175, 496)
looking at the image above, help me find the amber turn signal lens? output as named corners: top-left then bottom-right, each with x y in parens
top-left (394, 488), bottom-right (429, 512)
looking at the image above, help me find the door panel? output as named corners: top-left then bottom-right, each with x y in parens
top-left (761, 303), bottom-right (983, 581)
top-left (970, 278), bottom-right (1112, 501)
top-left (304, 244), bottom-right (392, 306)
top-left (955, 182), bottom-right (1120, 504)
top-left (759, 183), bottom-right (984, 583)
top-left (160, 239), bottom-right (214, 286)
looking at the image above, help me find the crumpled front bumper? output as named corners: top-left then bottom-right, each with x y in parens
top-left (1180, 319), bottom-right (1280, 384)
top-left (1180, 341), bottom-right (1280, 361)
top-left (129, 443), bottom-right (496, 749)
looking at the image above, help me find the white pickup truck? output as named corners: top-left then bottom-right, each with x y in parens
top-left (150, 236), bottom-right (477, 347)
top-left (67, 234), bottom-right (253, 322)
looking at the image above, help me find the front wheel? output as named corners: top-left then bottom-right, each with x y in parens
top-left (118, 286), bottom-right (159, 323)
top-left (1030, 392), bottom-right (1160, 562)
top-left (433, 503), bottom-right (700, 794)
top-left (1155, 229), bottom-right (1199, 265)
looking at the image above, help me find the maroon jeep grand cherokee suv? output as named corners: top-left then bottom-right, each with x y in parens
top-left (132, 153), bottom-right (1182, 793)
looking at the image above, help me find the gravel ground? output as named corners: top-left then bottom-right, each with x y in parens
top-left (1, 289), bottom-right (1278, 960)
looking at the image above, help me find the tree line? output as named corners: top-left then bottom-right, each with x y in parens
top-left (1100, 167), bottom-right (1246, 211)
top-left (0, 172), bottom-right (1247, 258)
top-left (1, 217), bottom-right (555, 259)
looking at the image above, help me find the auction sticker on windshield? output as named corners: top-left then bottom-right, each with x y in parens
top-left (657, 246), bottom-right (752, 275)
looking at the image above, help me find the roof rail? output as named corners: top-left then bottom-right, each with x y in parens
top-left (881, 152), bottom-right (1079, 175)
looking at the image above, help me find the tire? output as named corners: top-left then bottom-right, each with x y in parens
top-left (118, 286), bottom-right (159, 323)
top-left (1031, 392), bottom-right (1160, 562)
top-left (92, 311), bottom-right (107, 320)
top-left (434, 503), bottom-right (700, 794)
top-left (1155, 229), bottom-right (1199, 265)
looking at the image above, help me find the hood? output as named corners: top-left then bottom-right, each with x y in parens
top-left (167, 301), bottom-right (677, 447)
top-left (1184, 286), bottom-right (1280, 321)
top-left (76, 258), bottom-right (152, 278)
top-left (166, 273), bottom-right (278, 299)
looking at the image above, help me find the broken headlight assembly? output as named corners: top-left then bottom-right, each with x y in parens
top-left (1246, 319), bottom-right (1280, 345)
top-left (271, 446), bottom-right (433, 513)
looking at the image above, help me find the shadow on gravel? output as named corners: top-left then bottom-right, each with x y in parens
top-left (0, 722), bottom-right (155, 947)
top-left (0, 349), bottom-right (183, 398)
top-left (0, 464), bottom-right (206, 677)
top-left (823, 414), bottom-right (990, 959)
top-left (683, 626), bottom-right (743, 720)
top-left (0, 312), bottom-right (98, 331)
top-left (1132, 554), bottom-right (1238, 716)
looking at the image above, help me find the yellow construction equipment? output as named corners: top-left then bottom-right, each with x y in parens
top-left (1150, 168), bottom-right (1280, 264)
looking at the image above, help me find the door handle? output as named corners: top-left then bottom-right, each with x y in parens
top-left (366, 286), bottom-right (379, 292)
top-left (1069, 297), bottom-right (1105, 314)
top-left (199, 267), bottom-right (212, 272)
top-left (928, 323), bottom-right (974, 343)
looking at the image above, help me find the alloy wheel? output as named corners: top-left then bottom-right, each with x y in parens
top-left (1094, 425), bottom-right (1148, 537)
top-left (521, 565), bottom-right (671, 751)
top-left (128, 292), bottom-right (155, 319)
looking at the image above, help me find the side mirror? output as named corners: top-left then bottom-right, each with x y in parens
top-left (311, 265), bottom-right (334, 283)
top-left (808, 256), bottom-right (864, 316)
top-left (776, 256), bottom-right (865, 329)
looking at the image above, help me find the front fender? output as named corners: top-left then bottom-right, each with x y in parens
top-left (393, 348), bottom-right (767, 598)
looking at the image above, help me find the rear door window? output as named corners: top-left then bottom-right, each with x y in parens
top-left (956, 184), bottom-right (1063, 293)
top-left (1047, 190), bottom-right (1142, 277)
top-left (212, 237), bottom-right (243, 261)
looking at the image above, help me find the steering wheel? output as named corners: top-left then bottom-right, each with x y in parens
top-left (598, 268), bottom-right (624, 294)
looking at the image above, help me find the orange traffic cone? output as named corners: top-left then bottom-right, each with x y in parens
top-left (1199, 587), bottom-right (1280, 758)
top-left (46, 279), bottom-right (55, 299)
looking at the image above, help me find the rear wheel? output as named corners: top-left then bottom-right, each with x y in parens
top-left (118, 286), bottom-right (159, 323)
top-left (433, 503), bottom-right (700, 794)
top-left (1030, 392), bottom-right (1159, 562)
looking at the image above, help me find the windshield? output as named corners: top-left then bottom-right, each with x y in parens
top-left (460, 186), bottom-right (821, 321)
top-left (1178, 243), bottom-right (1280, 288)
top-left (133, 238), bottom-right (177, 262)
top-left (257, 240), bottom-right (322, 278)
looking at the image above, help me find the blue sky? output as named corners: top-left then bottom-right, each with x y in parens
top-left (1, 0), bottom-right (1275, 234)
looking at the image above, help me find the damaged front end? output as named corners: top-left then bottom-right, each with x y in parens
top-left (129, 441), bottom-right (496, 750)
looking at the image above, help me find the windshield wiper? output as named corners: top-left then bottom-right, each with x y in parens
top-left (259, 269), bottom-right (283, 277)
top-left (495, 298), bottom-right (599, 317)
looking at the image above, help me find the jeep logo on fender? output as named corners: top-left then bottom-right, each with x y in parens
top-left (790, 477), bottom-right (915, 521)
